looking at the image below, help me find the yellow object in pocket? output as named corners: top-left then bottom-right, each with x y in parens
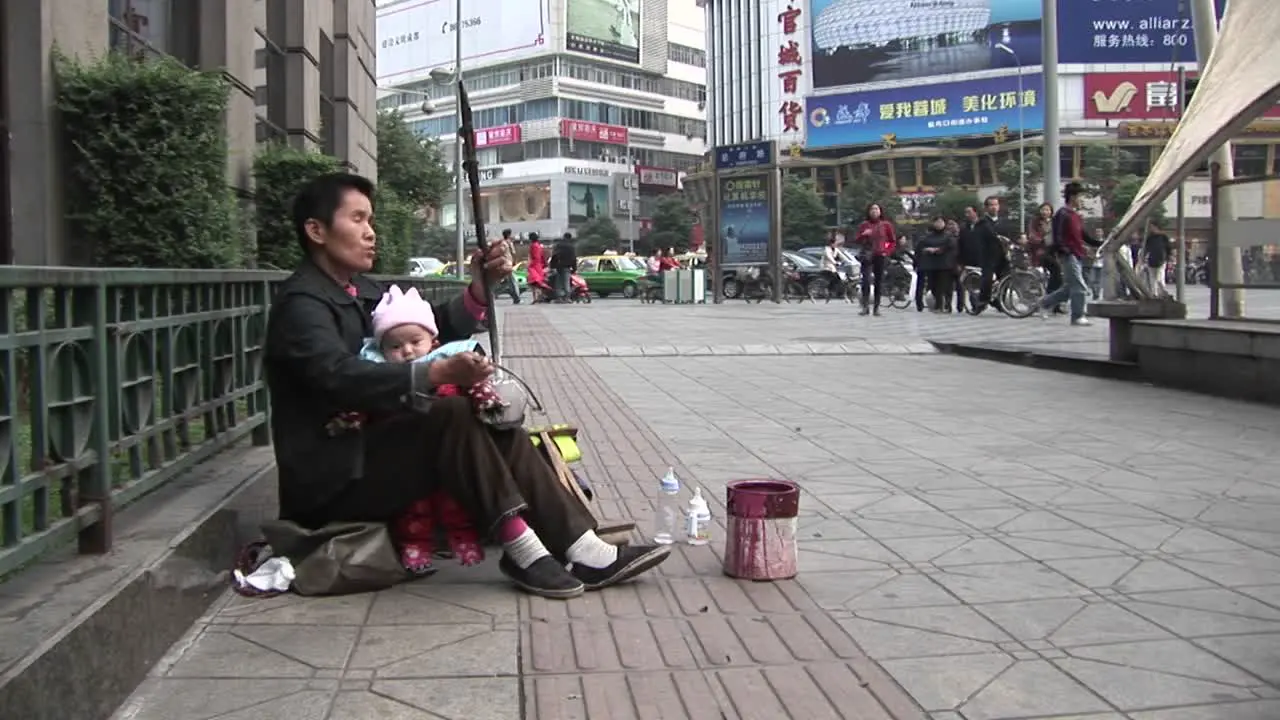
top-left (553, 435), bottom-right (581, 463)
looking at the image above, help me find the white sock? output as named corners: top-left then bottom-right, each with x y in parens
top-left (503, 528), bottom-right (551, 569)
top-left (565, 530), bottom-right (619, 569)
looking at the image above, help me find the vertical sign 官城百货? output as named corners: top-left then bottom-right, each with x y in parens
top-left (776, 4), bottom-right (806, 151)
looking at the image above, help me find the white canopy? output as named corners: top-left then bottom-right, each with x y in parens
top-left (1102, 0), bottom-right (1280, 262)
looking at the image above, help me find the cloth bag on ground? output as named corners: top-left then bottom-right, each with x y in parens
top-left (260, 519), bottom-right (411, 596)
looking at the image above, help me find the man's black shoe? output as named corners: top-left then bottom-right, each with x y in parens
top-left (499, 554), bottom-right (585, 599)
top-left (571, 544), bottom-right (671, 591)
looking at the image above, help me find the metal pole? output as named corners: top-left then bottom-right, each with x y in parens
top-left (1175, 65), bottom-right (1187, 303)
top-left (452, 0), bottom-right (465, 279)
top-left (1041, 0), bottom-right (1060, 207)
top-left (627, 146), bottom-right (636, 254)
top-left (1191, 0), bottom-right (1242, 317)
top-left (1017, 61), bottom-right (1025, 232)
top-left (770, 167), bottom-right (783, 304)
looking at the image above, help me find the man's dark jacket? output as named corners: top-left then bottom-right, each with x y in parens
top-left (956, 222), bottom-right (983, 268)
top-left (975, 215), bottom-right (1005, 268)
top-left (263, 258), bottom-right (483, 522)
top-left (550, 240), bottom-right (577, 270)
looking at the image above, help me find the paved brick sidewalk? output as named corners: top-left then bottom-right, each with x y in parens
top-left (112, 308), bottom-right (923, 720)
top-left (540, 302), bottom-right (1280, 720)
top-left (113, 301), bottom-right (1280, 719)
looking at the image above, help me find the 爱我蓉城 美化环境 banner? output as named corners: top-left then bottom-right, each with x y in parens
top-left (804, 72), bottom-right (1046, 150)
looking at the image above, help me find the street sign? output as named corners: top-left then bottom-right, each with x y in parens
top-left (714, 141), bottom-right (775, 170)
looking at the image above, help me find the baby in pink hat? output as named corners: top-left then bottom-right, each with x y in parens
top-left (363, 284), bottom-right (506, 572)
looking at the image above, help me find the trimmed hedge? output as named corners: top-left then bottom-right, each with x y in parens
top-left (56, 52), bottom-right (241, 267)
top-left (252, 144), bottom-right (343, 270)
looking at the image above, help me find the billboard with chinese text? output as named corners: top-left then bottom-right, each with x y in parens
top-left (566, 0), bottom-right (640, 64)
top-left (376, 0), bottom-right (552, 84)
top-left (474, 124), bottom-right (522, 149)
top-left (809, 0), bottom-right (1042, 91)
top-left (805, 73), bottom-right (1045, 149)
top-left (1084, 71), bottom-right (1280, 122)
top-left (560, 119), bottom-right (629, 146)
top-left (772, 1), bottom-right (811, 147)
top-left (719, 176), bottom-right (771, 265)
top-left (1057, 0), bottom-right (1226, 64)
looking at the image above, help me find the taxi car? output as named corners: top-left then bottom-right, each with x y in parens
top-left (575, 255), bottom-right (648, 298)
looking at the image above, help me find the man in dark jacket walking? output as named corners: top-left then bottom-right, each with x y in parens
top-left (955, 206), bottom-right (983, 313)
top-left (549, 232), bottom-right (577, 301)
top-left (975, 196), bottom-right (1009, 310)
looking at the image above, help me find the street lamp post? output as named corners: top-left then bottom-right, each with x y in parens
top-left (996, 42), bottom-right (1025, 232)
top-left (627, 145), bottom-right (636, 254)
top-left (451, 0), bottom-right (464, 279)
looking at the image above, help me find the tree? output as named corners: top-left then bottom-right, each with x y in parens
top-left (931, 188), bottom-right (980, 222)
top-left (649, 195), bottom-right (695, 245)
top-left (1110, 174), bottom-right (1167, 229)
top-left (781, 175), bottom-right (828, 249)
top-left (838, 171), bottom-right (899, 227)
top-left (925, 139), bottom-right (964, 190)
top-left (574, 217), bottom-right (622, 255)
top-left (377, 110), bottom-right (451, 209)
top-left (996, 149), bottom-right (1044, 232)
top-left (416, 224), bottom-right (456, 260)
top-left (1080, 145), bottom-right (1135, 222)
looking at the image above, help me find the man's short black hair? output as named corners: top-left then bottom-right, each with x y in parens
top-left (562, 232), bottom-right (573, 241)
top-left (528, 231), bottom-right (539, 241)
top-left (1063, 181), bottom-right (1085, 203)
top-left (292, 172), bottom-right (376, 257)
top-left (502, 228), bottom-right (513, 239)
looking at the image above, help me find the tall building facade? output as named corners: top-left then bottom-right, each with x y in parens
top-left (0, 0), bottom-right (378, 266)
top-left (375, 0), bottom-right (707, 244)
top-left (697, 0), bottom-right (1275, 238)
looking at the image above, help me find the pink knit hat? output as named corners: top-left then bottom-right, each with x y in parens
top-left (371, 285), bottom-right (438, 342)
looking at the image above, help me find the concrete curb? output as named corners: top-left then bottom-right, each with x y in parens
top-left (929, 341), bottom-right (1146, 382)
top-left (0, 447), bottom-right (278, 720)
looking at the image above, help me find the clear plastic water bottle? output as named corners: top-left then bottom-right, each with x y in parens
top-left (685, 487), bottom-right (712, 546)
top-left (654, 467), bottom-right (681, 544)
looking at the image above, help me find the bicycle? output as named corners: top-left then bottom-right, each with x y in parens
top-left (996, 267), bottom-right (1047, 318)
top-left (811, 269), bottom-right (858, 304)
top-left (782, 269), bottom-right (812, 303)
top-left (884, 257), bottom-right (913, 310)
top-left (737, 267), bottom-right (773, 303)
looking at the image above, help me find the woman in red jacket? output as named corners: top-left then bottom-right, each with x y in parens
top-left (526, 232), bottom-right (548, 301)
top-left (853, 203), bottom-right (897, 316)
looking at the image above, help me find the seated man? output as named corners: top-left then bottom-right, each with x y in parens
top-left (264, 173), bottom-right (669, 598)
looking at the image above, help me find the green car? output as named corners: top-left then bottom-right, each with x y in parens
top-left (576, 255), bottom-right (648, 298)
top-left (435, 262), bottom-right (527, 295)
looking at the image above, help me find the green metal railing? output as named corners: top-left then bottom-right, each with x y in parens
top-left (0, 267), bottom-right (467, 578)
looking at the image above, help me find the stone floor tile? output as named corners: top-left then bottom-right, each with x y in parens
top-left (1129, 700), bottom-right (1280, 719)
top-left (958, 659), bottom-right (1113, 719)
top-left (1056, 657), bottom-right (1256, 711)
top-left (366, 678), bottom-right (520, 720)
top-left (1195, 634), bottom-right (1280, 685)
top-left (880, 653), bottom-right (1014, 712)
top-left (1047, 603), bottom-right (1175, 647)
top-left (836, 616), bottom-right (999, 660)
top-left (973, 598), bottom-right (1090, 642)
top-left (113, 679), bottom-right (322, 720)
top-left (162, 627), bottom-right (319, 678)
top-left (1067, 639), bottom-right (1261, 686)
top-left (929, 561), bottom-right (1087, 604)
top-left (856, 605), bottom-right (1013, 644)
